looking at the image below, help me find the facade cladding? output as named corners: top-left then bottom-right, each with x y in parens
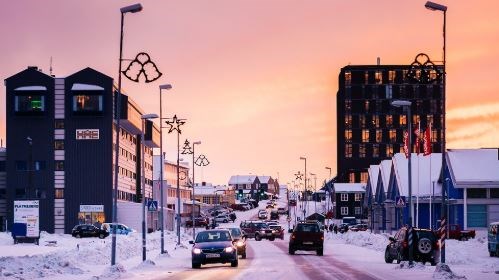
top-left (336, 62), bottom-right (444, 183)
top-left (4, 67), bottom-right (159, 233)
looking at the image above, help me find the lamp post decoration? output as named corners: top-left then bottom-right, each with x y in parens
top-left (122, 52), bottom-right (162, 83)
top-left (406, 53), bottom-right (443, 84)
top-left (165, 115), bottom-right (186, 246)
top-left (195, 154), bottom-right (210, 166)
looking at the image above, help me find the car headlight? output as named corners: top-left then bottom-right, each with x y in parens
top-left (225, 246), bottom-right (234, 253)
top-left (236, 241), bottom-right (244, 247)
top-left (193, 248), bottom-right (202, 254)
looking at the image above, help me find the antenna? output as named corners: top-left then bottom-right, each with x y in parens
top-left (49, 56), bottom-right (53, 76)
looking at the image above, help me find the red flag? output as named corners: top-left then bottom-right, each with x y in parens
top-left (403, 131), bottom-right (409, 158)
top-left (414, 128), bottom-right (420, 155)
top-left (423, 124), bottom-right (432, 156)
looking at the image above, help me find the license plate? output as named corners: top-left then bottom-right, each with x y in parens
top-left (303, 242), bottom-right (313, 245)
top-left (205, 253), bottom-right (220, 258)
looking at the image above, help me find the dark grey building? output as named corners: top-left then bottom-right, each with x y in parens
top-left (332, 183), bottom-right (366, 219)
top-left (4, 66), bottom-right (159, 233)
top-left (336, 56), bottom-right (444, 183)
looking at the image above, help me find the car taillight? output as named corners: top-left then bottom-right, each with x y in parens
top-left (321, 236), bottom-right (324, 240)
top-left (434, 241), bottom-right (440, 249)
top-left (291, 234), bottom-right (295, 239)
top-left (402, 241), bottom-right (408, 248)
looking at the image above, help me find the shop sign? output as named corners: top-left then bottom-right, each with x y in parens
top-left (80, 205), bottom-right (104, 212)
top-left (76, 129), bottom-right (99, 140)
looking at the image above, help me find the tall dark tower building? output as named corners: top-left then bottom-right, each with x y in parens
top-left (336, 55), bottom-right (444, 183)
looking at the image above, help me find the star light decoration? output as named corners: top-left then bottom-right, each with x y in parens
top-left (181, 139), bottom-right (193, 155)
top-left (406, 53), bottom-right (443, 84)
top-left (165, 115), bottom-right (186, 134)
top-left (295, 171), bottom-right (303, 181)
top-left (195, 155), bottom-right (210, 167)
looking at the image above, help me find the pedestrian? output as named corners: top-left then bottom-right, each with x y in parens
top-left (329, 223), bottom-right (334, 232)
top-left (333, 225), bottom-right (338, 234)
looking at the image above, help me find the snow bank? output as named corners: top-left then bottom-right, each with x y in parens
top-left (326, 230), bottom-right (391, 252)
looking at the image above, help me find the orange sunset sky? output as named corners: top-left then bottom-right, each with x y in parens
top-left (1, 0), bottom-right (498, 186)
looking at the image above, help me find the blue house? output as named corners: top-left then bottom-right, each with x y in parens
top-left (372, 159), bottom-right (392, 233)
top-left (364, 164), bottom-right (379, 231)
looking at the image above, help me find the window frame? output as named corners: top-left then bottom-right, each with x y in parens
top-left (341, 193), bottom-right (348, 201)
top-left (341, 207), bottom-right (349, 215)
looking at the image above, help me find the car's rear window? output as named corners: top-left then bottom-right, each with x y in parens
top-left (255, 223), bottom-right (268, 229)
top-left (416, 230), bottom-right (436, 240)
top-left (296, 224), bottom-right (319, 232)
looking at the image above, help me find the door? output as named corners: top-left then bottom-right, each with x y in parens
top-left (488, 205), bottom-right (499, 225)
top-left (467, 205), bottom-right (487, 228)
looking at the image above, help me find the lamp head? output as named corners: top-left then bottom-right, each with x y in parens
top-left (425, 1), bottom-right (447, 12)
top-left (299, 157), bottom-right (306, 160)
top-left (159, 84), bottom-right (172, 90)
top-left (391, 100), bottom-right (412, 107)
top-left (193, 141), bottom-right (201, 145)
top-left (121, 3), bottom-right (143, 14)
top-left (141, 113), bottom-right (159, 120)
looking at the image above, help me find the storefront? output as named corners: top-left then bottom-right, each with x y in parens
top-left (78, 205), bottom-right (105, 225)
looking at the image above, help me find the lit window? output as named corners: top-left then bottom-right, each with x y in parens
top-left (386, 144), bottom-right (393, 157)
top-left (345, 144), bottom-right (352, 158)
top-left (341, 207), bottom-right (349, 215)
top-left (345, 130), bottom-right (352, 142)
top-left (362, 130), bottom-right (369, 142)
top-left (55, 161), bottom-right (64, 171)
top-left (386, 115), bottom-right (393, 126)
top-left (364, 71), bottom-right (369, 84)
top-left (372, 115), bottom-right (380, 128)
top-left (412, 115), bottom-right (420, 124)
top-left (359, 115), bottom-right (366, 127)
top-left (432, 130), bottom-right (438, 143)
top-left (364, 100), bottom-right (370, 111)
top-left (55, 140), bottom-right (64, 150)
top-left (15, 95), bottom-right (45, 113)
top-left (345, 114), bottom-right (352, 128)
top-left (389, 129), bottom-right (397, 142)
top-left (359, 144), bottom-right (366, 158)
top-left (349, 173), bottom-right (356, 183)
top-left (385, 85), bottom-right (393, 99)
top-left (403, 70), bottom-right (409, 82)
top-left (345, 71), bottom-right (351, 86)
top-left (55, 120), bottom-right (64, 129)
top-left (400, 115), bottom-right (407, 126)
top-left (375, 71), bottom-right (382, 84)
top-left (376, 130), bottom-right (382, 143)
top-left (427, 115), bottom-right (434, 125)
top-left (73, 95), bottom-right (103, 112)
top-left (388, 70), bottom-right (396, 83)
top-left (360, 172), bottom-right (368, 183)
top-left (55, 189), bottom-right (64, 199)
top-left (341, 193), bottom-right (348, 201)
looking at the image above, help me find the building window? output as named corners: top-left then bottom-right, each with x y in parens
top-left (386, 144), bottom-right (393, 157)
top-left (15, 95), bottom-right (45, 113)
top-left (345, 114), bottom-right (352, 128)
top-left (55, 189), bottom-right (64, 199)
top-left (376, 129), bottom-right (382, 143)
top-left (400, 115), bottom-right (407, 126)
top-left (55, 161), bottom-right (64, 171)
top-left (359, 144), bottom-right (366, 158)
top-left (402, 70), bottom-right (409, 82)
top-left (341, 207), bottom-right (349, 215)
top-left (427, 115), bottom-right (434, 126)
top-left (389, 129), bottom-right (397, 142)
top-left (467, 188), bottom-right (487, 198)
top-left (386, 115), bottom-right (393, 126)
top-left (345, 100), bottom-right (352, 111)
top-left (15, 189), bottom-right (26, 199)
top-left (349, 173), bottom-right (355, 183)
top-left (375, 71), bottom-right (382, 84)
top-left (432, 129), bottom-right (438, 143)
top-left (364, 71), bottom-right (369, 84)
top-left (386, 85), bottom-right (393, 99)
top-left (355, 193), bottom-right (362, 201)
top-left (55, 120), bottom-right (64, 129)
top-left (34, 161), bottom-right (46, 170)
top-left (364, 100), bottom-right (370, 111)
top-left (73, 95), bottom-right (103, 113)
top-left (0, 161), bottom-right (5, 172)
top-left (341, 193), bottom-right (348, 201)
top-left (388, 70), bottom-right (396, 83)
top-left (373, 144), bottom-right (379, 158)
top-left (430, 100), bottom-right (438, 113)
top-left (345, 130), bottom-right (352, 142)
top-left (345, 144), bottom-right (352, 158)
top-left (412, 115), bottom-right (420, 124)
top-left (55, 140), bottom-right (64, 150)
top-left (362, 130), bottom-right (369, 142)
top-left (359, 115), bottom-right (366, 127)
top-left (16, 161), bottom-right (27, 171)
top-left (0, 189), bottom-right (6, 199)
top-left (355, 207), bottom-right (361, 215)
top-left (345, 71), bottom-right (351, 86)
top-left (372, 115), bottom-right (380, 128)
top-left (360, 172), bottom-right (368, 183)
top-left (490, 189), bottom-right (499, 198)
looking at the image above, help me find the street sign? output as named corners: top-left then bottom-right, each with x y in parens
top-left (147, 200), bottom-right (158, 212)
top-left (396, 196), bottom-right (406, 207)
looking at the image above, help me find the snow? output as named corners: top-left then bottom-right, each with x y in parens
top-left (228, 175), bottom-right (257, 185)
top-left (71, 83), bottom-right (104, 91)
top-left (447, 149), bottom-right (499, 186)
top-left (333, 183), bottom-right (366, 193)
top-left (14, 86), bottom-right (47, 91)
top-left (379, 159), bottom-right (392, 193)
top-left (392, 153), bottom-right (443, 197)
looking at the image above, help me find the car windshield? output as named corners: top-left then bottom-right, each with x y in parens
top-left (296, 224), bottom-right (319, 232)
top-left (227, 228), bottom-right (242, 238)
top-left (195, 230), bottom-right (232, 243)
top-left (255, 223), bottom-right (268, 229)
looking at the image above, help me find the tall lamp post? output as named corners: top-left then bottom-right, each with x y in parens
top-left (112, 3), bottom-right (143, 266)
top-left (140, 114), bottom-right (158, 261)
top-left (158, 83), bottom-right (172, 254)
top-left (424, 0), bottom-right (448, 264)
top-left (165, 115), bottom-right (186, 246)
top-left (299, 157), bottom-right (307, 219)
top-left (182, 140), bottom-right (201, 238)
top-left (310, 173), bottom-right (317, 213)
top-left (325, 167), bottom-right (332, 217)
top-left (391, 100), bottom-right (413, 265)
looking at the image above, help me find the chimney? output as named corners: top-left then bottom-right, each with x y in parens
top-left (377, 57), bottom-right (380, 65)
top-left (202, 182), bottom-right (206, 186)
top-left (27, 66), bottom-right (38, 71)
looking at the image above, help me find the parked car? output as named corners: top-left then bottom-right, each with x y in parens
top-left (289, 199), bottom-right (297, 206)
top-left (186, 217), bottom-right (209, 228)
top-left (270, 210), bottom-right (279, 220)
top-left (240, 220), bottom-right (275, 241)
top-left (101, 223), bottom-right (134, 235)
top-left (384, 227), bottom-right (440, 266)
top-left (289, 221), bottom-right (324, 255)
top-left (214, 214), bottom-right (231, 223)
top-left (350, 224), bottom-right (368, 232)
top-left (72, 224), bottom-right (109, 239)
top-left (277, 207), bottom-right (288, 215)
top-left (488, 222), bottom-right (499, 257)
top-left (448, 224), bottom-right (475, 241)
top-left (338, 223), bottom-right (350, 233)
top-left (190, 229), bottom-right (238, 268)
top-left (229, 212), bottom-right (237, 222)
top-left (219, 227), bottom-right (247, 259)
top-left (248, 199), bottom-right (259, 208)
top-left (258, 210), bottom-right (268, 220)
top-left (269, 224), bottom-right (285, 240)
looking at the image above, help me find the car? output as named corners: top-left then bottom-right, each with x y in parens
top-left (214, 214), bottom-right (231, 223)
top-left (488, 222), bottom-right (499, 257)
top-left (338, 223), bottom-right (350, 233)
top-left (289, 199), bottom-right (297, 206)
top-left (186, 217), bottom-right (209, 228)
top-left (349, 224), bottom-right (368, 232)
top-left (448, 224), bottom-right (476, 241)
top-left (289, 221), bottom-right (324, 255)
top-left (277, 207), bottom-right (288, 215)
top-left (269, 224), bottom-right (285, 240)
top-left (72, 224), bottom-right (109, 239)
top-left (190, 229), bottom-right (238, 268)
top-left (258, 210), bottom-right (268, 220)
top-left (384, 227), bottom-right (440, 266)
top-left (101, 223), bottom-right (134, 235)
top-left (270, 210), bottom-right (279, 220)
top-left (219, 227), bottom-right (247, 259)
top-left (240, 220), bottom-right (275, 241)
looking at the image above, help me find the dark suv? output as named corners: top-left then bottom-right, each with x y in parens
top-left (289, 221), bottom-right (324, 256)
top-left (72, 224), bottom-right (109, 239)
top-left (385, 227), bottom-right (440, 266)
top-left (240, 221), bottom-right (274, 241)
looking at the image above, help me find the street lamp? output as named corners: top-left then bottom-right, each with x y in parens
top-left (112, 2), bottom-right (143, 266)
top-left (299, 157), bottom-right (307, 219)
top-left (140, 113), bottom-right (158, 261)
top-left (158, 83), bottom-right (172, 254)
top-left (325, 167), bottom-right (332, 217)
top-left (391, 99), bottom-right (413, 265)
top-left (183, 140), bottom-right (201, 238)
top-left (310, 173), bottom-right (317, 213)
top-left (425, 0), bottom-right (448, 264)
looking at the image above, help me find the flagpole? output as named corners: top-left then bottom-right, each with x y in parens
top-left (416, 121), bottom-right (420, 228)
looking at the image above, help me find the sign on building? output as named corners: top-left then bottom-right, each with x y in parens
top-left (80, 205), bottom-right (104, 212)
top-left (76, 129), bottom-right (99, 140)
top-left (13, 200), bottom-right (40, 238)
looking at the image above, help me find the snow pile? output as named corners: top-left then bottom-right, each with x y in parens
top-left (433, 263), bottom-right (466, 279)
top-left (0, 254), bottom-right (84, 279)
top-left (327, 231), bottom-right (391, 252)
top-left (92, 264), bottom-right (128, 280)
top-left (395, 261), bottom-right (427, 270)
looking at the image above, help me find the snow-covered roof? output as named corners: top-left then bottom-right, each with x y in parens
top-left (367, 165), bottom-right (379, 190)
top-left (71, 83), bottom-right (104, 91)
top-left (392, 153), bottom-right (442, 197)
top-left (447, 149), bottom-right (499, 187)
top-left (379, 160), bottom-right (392, 192)
top-left (334, 183), bottom-right (366, 193)
top-left (228, 175), bottom-right (258, 185)
top-left (258, 176), bottom-right (272, 184)
top-left (14, 86), bottom-right (47, 91)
